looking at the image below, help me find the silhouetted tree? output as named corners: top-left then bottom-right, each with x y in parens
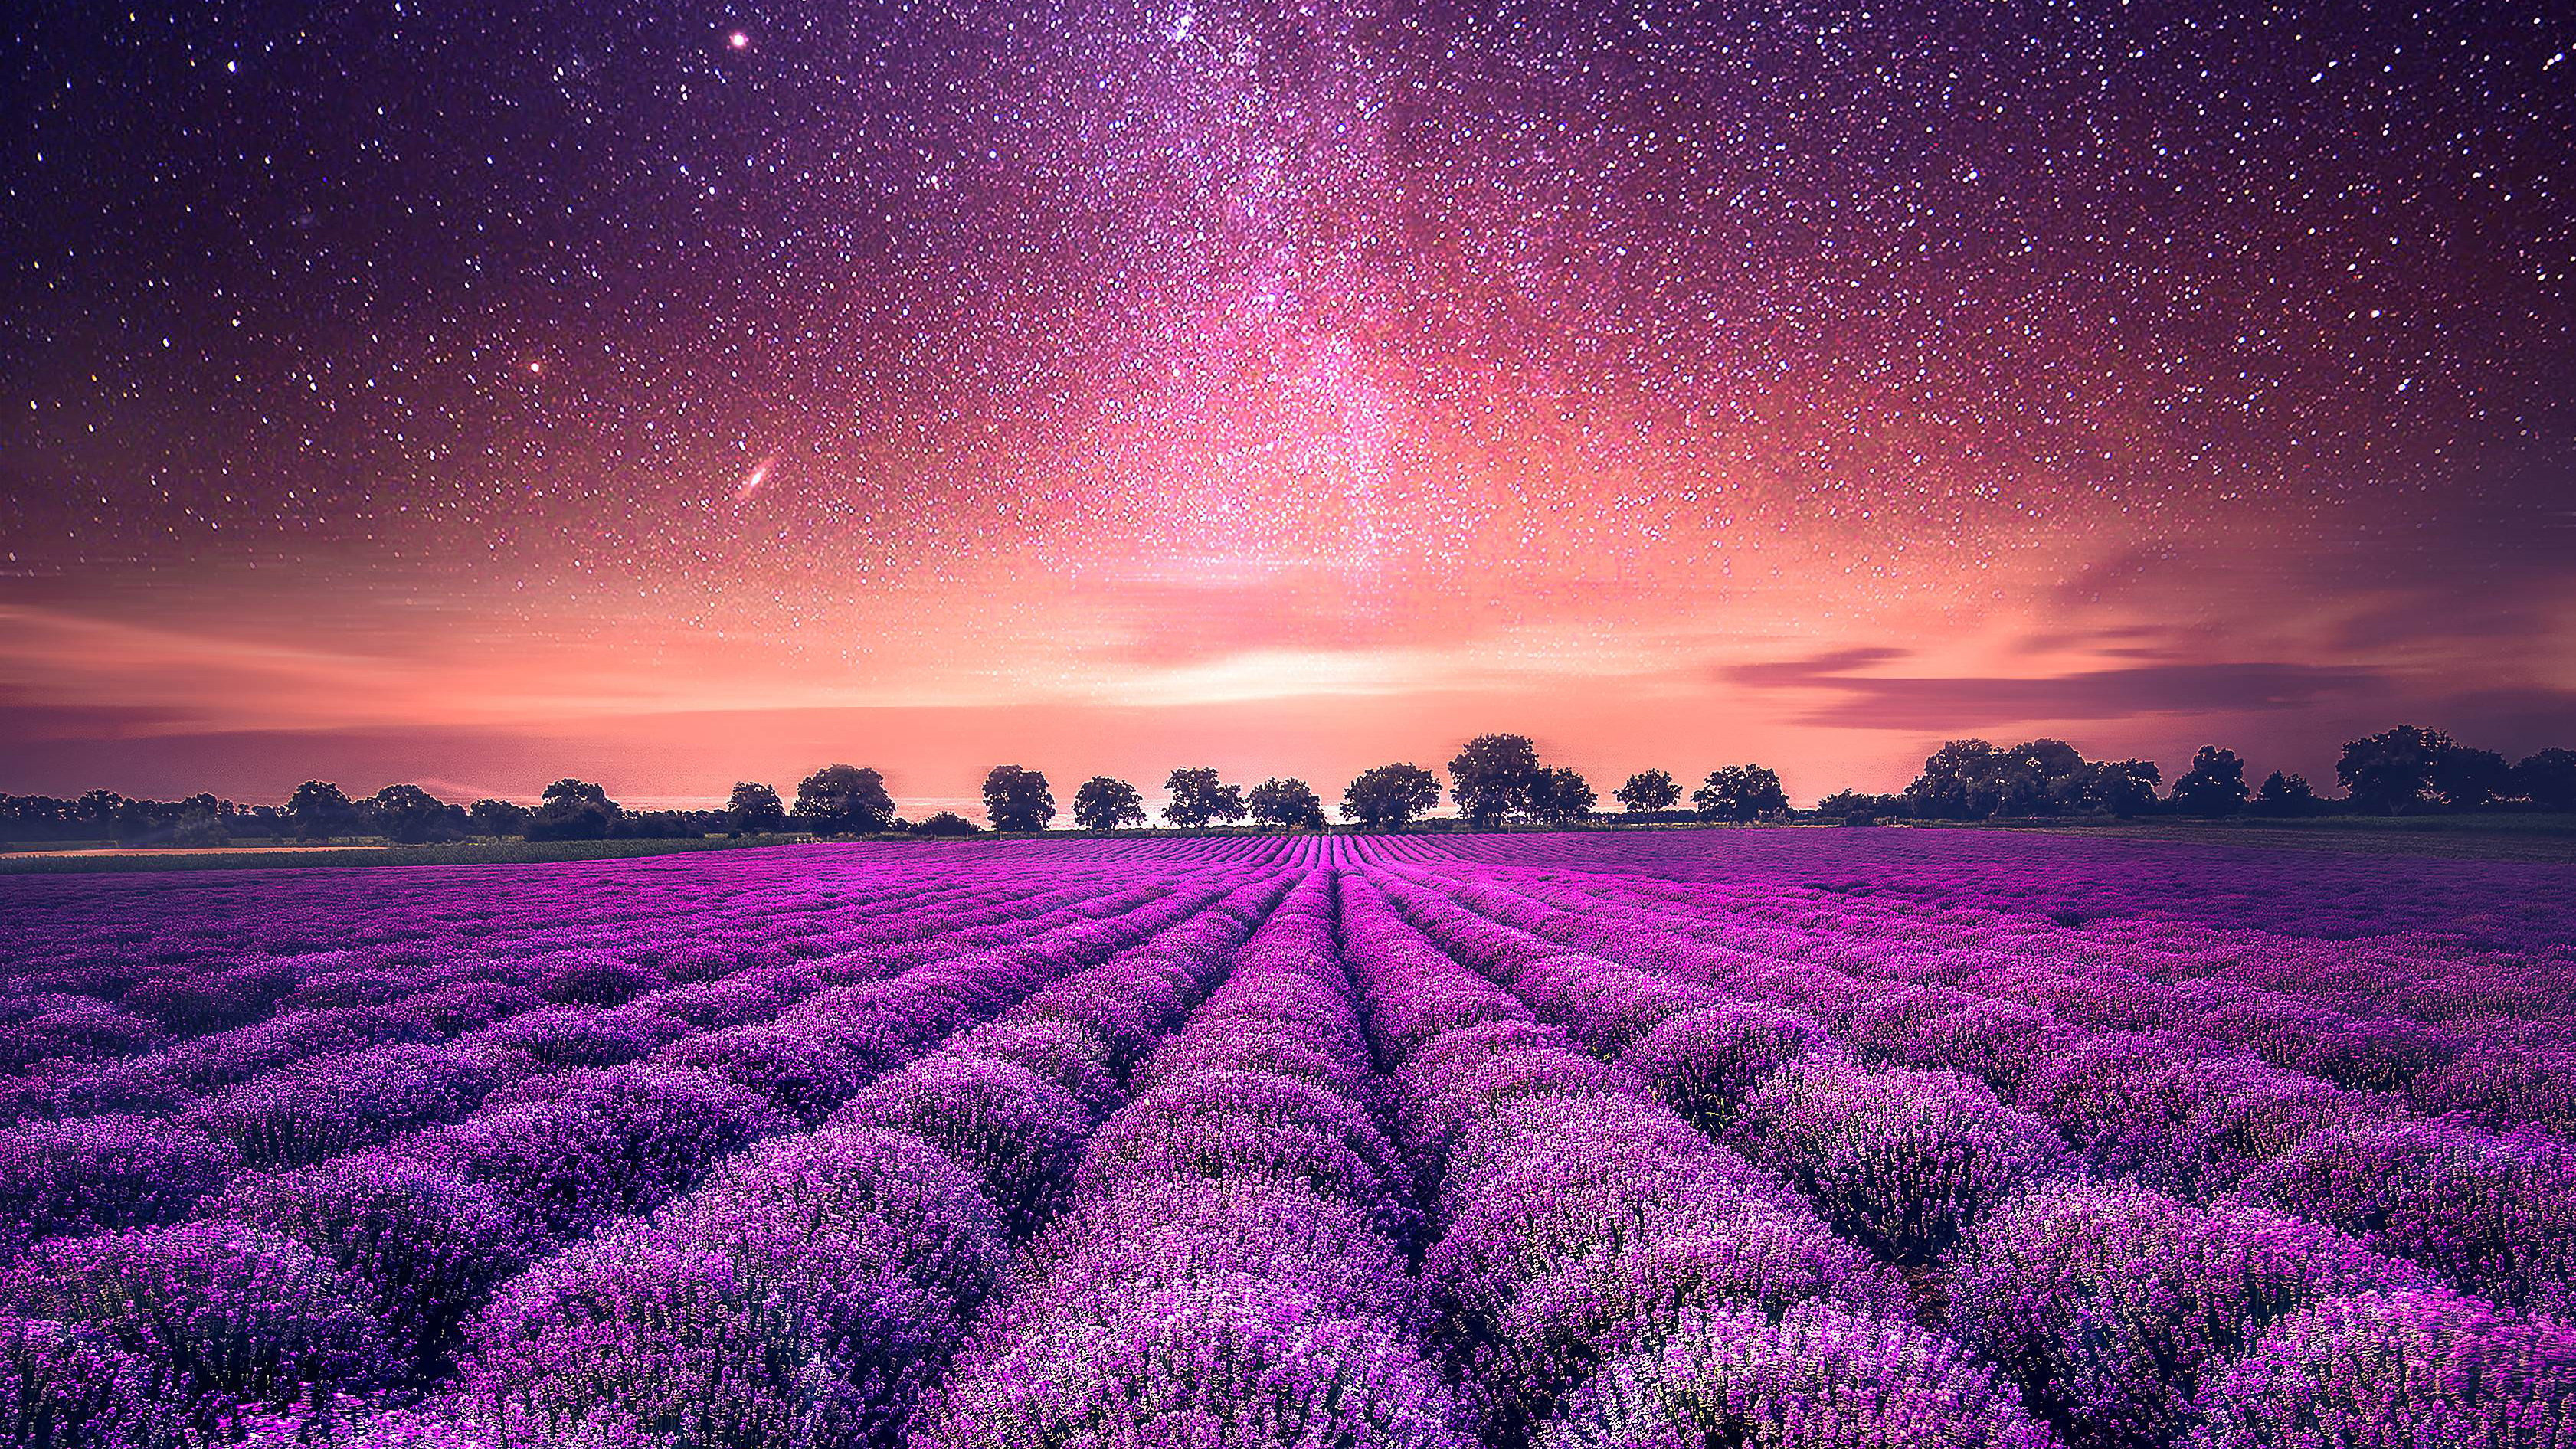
top-left (1073, 777), bottom-right (1149, 832)
top-left (1161, 767), bottom-right (1248, 829)
top-left (1342, 764), bottom-right (1442, 830)
top-left (543, 779), bottom-right (614, 809)
top-left (2517, 748), bottom-right (2576, 810)
top-left (286, 780), bottom-right (362, 841)
top-left (983, 765), bottom-right (1056, 832)
top-left (792, 764), bottom-right (895, 834)
top-left (72, 789), bottom-right (123, 837)
top-left (2432, 745), bottom-right (2512, 809)
top-left (2083, 759), bottom-right (2162, 817)
top-left (1693, 764), bottom-right (1789, 822)
top-left (727, 782), bottom-right (787, 834)
top-left (369, 783), bottom-right (467, 843)
top-left (913, 811), bottom-right (984, 836)
top-left (1903, 741), bottom-right (2021, 819)
top-left (2338, 724), bottom-right (2453, 813)
top-left (1815, 789), bottom-right (1887, 825)
top-left (1527, 767), bottom-right (1596, 825)
top-left (470, 798), bottom-right (532, 839)
top-left (2169, 746), bottom-right (2250, 818)
top-left (2250, 770), bottom-right (2319, 817)
top-left (1448, 734), bottom-right (1541, 826)
top-left (2006, 738), bottom-right (2093, 814)
top-left (1247, 777), bottom-right (1327, 830)
top-left (529, 779), bottom-right (620, 840)
top-left (1615, 769), bottom-right (1681, 813)
top-left (172, 809), bottom-right (230, 847)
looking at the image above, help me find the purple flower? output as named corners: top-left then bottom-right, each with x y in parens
top-left (1002, 1173), bottom-right (1419, 1339)
top-left (1948, 1179), bottom-right (2436, 1449)
top-left (1619, 1001), bottom-right (1831, 1132)
top-left (1541, 1301), bottom-right (2063, 1449)
top-left (1072, 1068), bottom-right (1415, 1238)
top-left (480, 1062), bottom-right (787, 1212)
top-left (654, 1019), bottom-right (876, 1126)
top-left (677, 1124), bottom-right (1007, 1318)
top-left (0, 1114), bottom-right (240, 1252)
top-left (399, 1101), bottom-right (627, 1240)
top-left (949, 1017), bottom-right (1126, 1120)
top-left (187, 1042), bottom-right (521, 1169)
top-left (1735, 1056), bottom-right (2070, 1265)
top-left (833, 1055), bottom-right (1088, 1236)
top-left (454, 1223), bottom-right (944, 1449)
top-left (2235, 1118), bottom-right (2576, 1319)
top-left (202, 1153), bottom-right (539, 1376)
top-left (2188, 1289), bottom-right (2576, 1449)
top-left (0, 1313), bottom-right (182, 1449)
top-left (915, 1277), bottom-right (1470, 1449)
top-left (466, 1003), bottom-right (687, 1070)
top-left (532, 950), bottom-right (671, 1006)
top-left (0, 1220), bottom-right (394, 1431)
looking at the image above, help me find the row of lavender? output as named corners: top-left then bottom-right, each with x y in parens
top-left (1357, 840), bottom-right (2576, 1446)
top-left (0, 845), bottom-right (1326, 1444)
top-left (1418, 829), bottom-right (2576, 967)
top-left (427, 865), bottom-right (1303, 1447)
top-left (0, 856), bottom-right (1126, 1120)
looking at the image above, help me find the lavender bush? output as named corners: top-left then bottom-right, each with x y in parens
top-left (1540, 1301), bottom-right (2062, 1449)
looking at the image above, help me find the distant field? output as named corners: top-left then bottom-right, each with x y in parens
top-left (11, 810), bottom-right (2568, 873)
top-left (2000, 811), bottom-right (2576, 862)
top-left (0, 833), bottom-right (818, 873)
top-left (2, 831), bottom-right (2571, 1445)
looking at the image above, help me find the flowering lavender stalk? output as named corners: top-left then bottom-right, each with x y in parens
top-left (1540, 1301), bottom-right (2063, 1449)
top-left (0, 1314), bottom-right (182, 1449)
top-left (0, 1220), bottom-right (395, 1434)
top-left (1734, 1055), bottom-right (2069, 1266)
top-left (0, 1114), bottom-right (240, 1253)
top-left (2188, 1288), bottom-right (2576, 1449)
top-left (202, 1153), bottom-right (539, 1378)
top-left (1947, 1179), bottom-right (2436, 1449)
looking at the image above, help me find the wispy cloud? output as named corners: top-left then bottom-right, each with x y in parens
top-left (1729, 647), bottom-right (2388, 730)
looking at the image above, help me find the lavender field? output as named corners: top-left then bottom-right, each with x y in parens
top-left (4, 831), bottom-right (2574, 1449)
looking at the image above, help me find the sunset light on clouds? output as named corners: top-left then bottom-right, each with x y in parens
top-left (3, 1), bottom-right (2571, 809)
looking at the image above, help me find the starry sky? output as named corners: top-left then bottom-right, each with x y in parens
top-left (3, 0), bottom-right (2571, 810)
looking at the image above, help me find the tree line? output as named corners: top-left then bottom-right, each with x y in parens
top-left (1824, 725), bottom-right (2575, 824)
top-left (4, 724), bottom-right (2567, 846)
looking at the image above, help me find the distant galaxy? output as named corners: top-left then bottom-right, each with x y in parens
top-left (1, 1), bottom-right (2570, 806)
